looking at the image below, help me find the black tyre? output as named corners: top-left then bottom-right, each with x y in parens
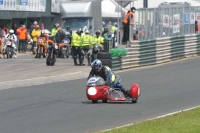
top-left (102, 99), bottom-right (108, 103)
top-left (46, 56), bottom-right (50, 66)
top-left (100, 59), bottom-right (112, 65)
top-left (6, 47), bottom-right (10, 59)
top-left (92, 100), bottom-right (98, 103)
top-left (132, 98), bottom-right (138, 103)
top-left (97, 52), bottom-right (111, 59)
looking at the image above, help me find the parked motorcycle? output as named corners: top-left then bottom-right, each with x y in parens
top-left (36, 37), bottom-right (46, 58)
top-left (46, 40), bottom-right (58, 66)
top-left (86, 76), bottom-right (140, 103)
top-left (3, 40), bottom-right (16, 59)
top-left (58, 38), bottom-right (70, 58)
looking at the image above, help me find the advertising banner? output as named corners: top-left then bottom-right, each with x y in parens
top-left (173, 14), bottom-right (180, 34)
top-left (0, 0), bottom-right (46, 12)
top-left (163, 15), bottom-right (169, 27)
top-left (184, 13), bottom-right (190, 24)
top-left (190, 13), bottom-right (195, 24)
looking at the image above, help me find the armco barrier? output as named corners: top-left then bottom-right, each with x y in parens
top-left (111, 57), bottom-right (122, 71)
top-left (113, 34), bottom-right (200, 71)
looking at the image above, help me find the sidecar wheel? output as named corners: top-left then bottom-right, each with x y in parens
top-left (102, 99), bottom-right (108, 103)
top-left (92, 100), bottom-right (98, 103)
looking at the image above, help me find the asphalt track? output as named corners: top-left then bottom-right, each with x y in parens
top-left (0, 56), bottom-right (200, 133)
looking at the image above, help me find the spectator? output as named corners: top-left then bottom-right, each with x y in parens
top-left (107, 21), bottom-right (112, 34)
top-left (0, 26), bottom-right (6, 58)
top-left (5, 24), bottom-right (9, 34)
top-left (122, 7), bottom-right (136, 45)
top-left (40, 23), bottom-right (44, 30)
top-left (31, 25), bottom-right (41, 53)
top-left (30, 21), bottom-right (37, 35)
top-left (17, 25), bottom-right (27, 53)
top-left (12, 23), bottom-right (18, 35)
top-left (195, 21), bottom-right (198, 34)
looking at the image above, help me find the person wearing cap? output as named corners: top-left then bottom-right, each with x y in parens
top-left (31, 25), bottom-right (41, 54)
top-left (30, 21), bottom-right (37, 36)
top-left (122, 7), bottom-right (136, 45)
top-left (81, 29), bottom-right (93, 66)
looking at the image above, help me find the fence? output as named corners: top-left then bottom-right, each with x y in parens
top-left (111, 34), bottom-right (200, 70)
top-left (130, 2), bottom-right (200, 41)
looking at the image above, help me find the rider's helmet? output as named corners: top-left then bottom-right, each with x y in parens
top-left (77, 28), bottom-right (82, 35)
top-left (55, 23), bottom-right (59, 28)
top-left (85, 29), bottom-right (89, 34)
top-left (102, 21), bottom-right (105, 26)
top-left (114, 22), bottom-right (118, 27)
top-left (66, 26), bottom-right (70, 31)
top-left (95, 30), bottom-right (101, 36)
top-left (91, 59), bottom-right (102, 72)
top-left (9, 29), bottom-right (14, 34)
top-left (104, 27), bottom-right (108, 33)
top-left (41, 30), bottom-right (45, 34)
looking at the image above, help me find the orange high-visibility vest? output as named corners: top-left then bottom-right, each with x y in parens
top-left (123, 12), bottom-right (134, 24)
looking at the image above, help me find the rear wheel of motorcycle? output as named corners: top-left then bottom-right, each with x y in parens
top-left (6, 47), bottom-right (10, 59)
top-left (39, 47), bottom-right (43, 58)
top-left (92, 100), bottom-right (98, 103)
top-left (102, 99), bottom-right (108, 103)
top-left (46, 56), bottom-right (50, 66)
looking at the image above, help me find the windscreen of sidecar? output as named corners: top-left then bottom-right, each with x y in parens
top-left (87, 76), bottom-right (105, 86)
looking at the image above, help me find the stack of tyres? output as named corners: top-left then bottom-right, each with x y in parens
top-left (97, 52), bottom-right (112, 68)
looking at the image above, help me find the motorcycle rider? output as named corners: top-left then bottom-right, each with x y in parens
top-left (88, 59), bottom-right (130, 97)
top-left (51, 23), bottom-right (59, 42)
top-left (93, 30), bottom-right (104, 51)
top-left (55, 28), bottom-right (66, 58)
top-left (35, 30), bottom-right (48, 58)
top-left (3, 29), bottom-right (17, 58)
top-left (71, 29), bottom-right (84, 66)
top-left (81, 29), bottom-right (93, 66)
top-left (65, 26), bottom-right (72, 37)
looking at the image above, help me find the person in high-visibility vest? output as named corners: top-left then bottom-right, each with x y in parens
top-left (71, 29), bottom-right (83, 66)
top-left (122, 7), bottom-right (136, 45)
top-left (81, 29), bottom-right (93, 66)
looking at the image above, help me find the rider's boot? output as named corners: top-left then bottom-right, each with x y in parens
top-left (79, 59), bottom-right (85, 66)
top-left (73, 59), bottom-right (78, 66)
top-left (121, 89), bottom-right (130, 98)
top-left (87, 59), bottom-right (90, 66)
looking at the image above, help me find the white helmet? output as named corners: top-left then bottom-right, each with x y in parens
top-left (9, 29), bottom-right (14, 34)
top-left (85, 29), bottom-right (89, 34)
top-left (41, 30), bottom-right (45, 34)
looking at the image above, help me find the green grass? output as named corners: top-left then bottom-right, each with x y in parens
top-left (100, 107), bottom-right (200, 133)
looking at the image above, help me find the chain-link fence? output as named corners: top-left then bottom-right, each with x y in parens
top-left (131, 2), bottom-right (200, 41)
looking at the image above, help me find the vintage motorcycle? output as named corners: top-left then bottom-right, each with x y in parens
top-left (46, 40), bottom-right (58, 66)
top-left (36, 37), bottom-right (46, 58)
top-left (58, 38), bottom-right (70, 58)
top-left (86, 76), bottom-right (140, 103)
top-left (3, 39), bottom-right (16, 59)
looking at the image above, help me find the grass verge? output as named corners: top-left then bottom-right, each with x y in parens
top-left (100, 107), bottom-right (200, 133)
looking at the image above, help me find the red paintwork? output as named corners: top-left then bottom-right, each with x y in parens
top-left (86, 86), bottom-right (108, 101)
top-left (86, 83), bottom-right (140, 102)
top-left (130, 84), bottom-right (140, 98)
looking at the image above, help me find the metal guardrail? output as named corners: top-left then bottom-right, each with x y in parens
top-left (111, 57), bottom-right (122, 70)
top-left (113, 34), bottom-right (200, 70)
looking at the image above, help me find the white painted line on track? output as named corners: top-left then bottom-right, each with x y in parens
top-left (101, 105), bottom-right (200, 132)
top-left (0, 71), bottom-right (82, 83)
